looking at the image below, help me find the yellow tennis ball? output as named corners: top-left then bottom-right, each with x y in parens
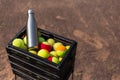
top-left (53, 42), bottom-right (63, 50)
top-left (12, 38), bottom-right (23, 48)
top-left (66, 45), bottom-right (71, 50)
top-left (21, 44), bottom-right (27, 50)
top-left (47, 38), bottom-right (55, 46)
top-left (52, 57), bottom-right (59, 64)
top-left (50, 51), bottom-right (57, 57)
top-left (12, 38), bottom-right (26, 49)
top-left (38, 49), bottom-right (50, 58)
top-left (29, 50), bottom-right (37, 54)
top-left (59, 57), bottom-right (63, 62)
top-left (23, 36), bottom-right (27, 45)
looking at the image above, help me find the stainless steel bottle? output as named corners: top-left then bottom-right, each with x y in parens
top-left (27, 9), bottom-right (38, 49)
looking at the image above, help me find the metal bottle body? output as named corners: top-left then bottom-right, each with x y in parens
top-left (27, 10), bottom-right (38, 49)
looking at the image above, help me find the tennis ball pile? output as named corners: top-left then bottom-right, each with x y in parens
top-left (12, 36), bottom-right (70, 64)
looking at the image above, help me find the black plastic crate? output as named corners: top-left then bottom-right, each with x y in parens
top-left (6, 27), bottom-right (77, 80)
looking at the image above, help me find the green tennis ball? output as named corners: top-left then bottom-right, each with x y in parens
top-left (38, 37), bottom-right (45, 43)
top-left (38, 31), bottom-right (41, 37)
top-left (47, 38), bottom-right (55, 46)
top-left (53, 42), bottom-right (63, 50)
top-left (52, 57), bottom-right (59, 64)
top-left (29, 50), bottom-right (37, 54)
top-left (22, 45), bottom-right (27, 50)
top-left (56, 50), bottom-right (65, 57)
top-left (38, 49), bottom-right (49, 58)
top-left (50, 51), bottom-right (57, 57)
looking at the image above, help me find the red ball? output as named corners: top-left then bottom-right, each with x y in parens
top-left (39, 43), bottom-right (52, 52)
top-left (47, 56), bottom-right (52, 61)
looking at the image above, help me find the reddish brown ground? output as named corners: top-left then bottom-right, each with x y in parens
top-left (0, 0), bottom-right (120, 80)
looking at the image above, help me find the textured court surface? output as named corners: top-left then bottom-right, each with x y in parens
top-left (0, 0), bottom-right (120, 80)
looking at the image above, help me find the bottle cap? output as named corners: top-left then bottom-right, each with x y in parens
top-left (28, 9), bottom-right (34, 14)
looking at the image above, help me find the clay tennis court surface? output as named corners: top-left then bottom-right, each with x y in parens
top-left (0, 0), bottom-right (120, 80)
